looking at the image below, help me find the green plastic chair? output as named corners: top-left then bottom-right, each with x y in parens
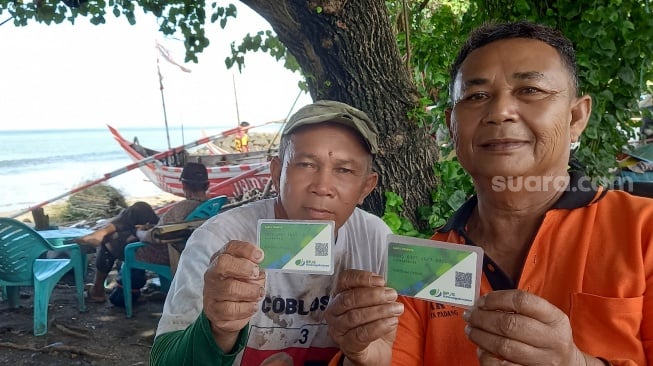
top-left (122, 195), bottom-right (227, 317)
top-left (0, 217), bottom-right (86, 336)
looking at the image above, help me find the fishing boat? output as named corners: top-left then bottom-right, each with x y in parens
top-left (108, 125), bottom-right (277, 201)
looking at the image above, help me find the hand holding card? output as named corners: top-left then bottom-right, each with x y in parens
top-left (203, 240), bottom-right (266, 353)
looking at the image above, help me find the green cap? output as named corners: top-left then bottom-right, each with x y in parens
top-left (283, 100), bottom-right (379, 154)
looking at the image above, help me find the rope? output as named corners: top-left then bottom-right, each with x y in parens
top-left (0, 16), bottom-right (14, 27)
top-left (267, 90), bottom-right (304, 153)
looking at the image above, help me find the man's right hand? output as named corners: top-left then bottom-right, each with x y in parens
top-left (203, 240), bottom-right (266, 352)
top-left (325, 269), bottom-right (404, 366)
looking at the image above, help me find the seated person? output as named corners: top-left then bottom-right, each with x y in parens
top-left (76, 162), bottom-right (210, 302)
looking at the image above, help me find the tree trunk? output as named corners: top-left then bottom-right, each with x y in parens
top-left (241, 0), bottom-right (439, 228)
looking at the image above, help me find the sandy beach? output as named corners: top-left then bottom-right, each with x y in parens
top-left (0, 190), bottom-right (188, 365)
top-left (0, 131), bottom-right (280, 364)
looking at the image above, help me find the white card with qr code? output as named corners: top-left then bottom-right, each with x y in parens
top-left (257, 220), bottom-right (335, 275)
top-left (386, 234), bottom-right (483, 309)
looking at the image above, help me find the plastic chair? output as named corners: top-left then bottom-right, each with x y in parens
top-left (0, 218), bottom-right (86, 336)
top-left (122, 195), bottom-right (227, 317)
top-left (184, 195), bottom-right (229, 220)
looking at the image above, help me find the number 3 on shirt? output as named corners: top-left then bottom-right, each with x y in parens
top-left (299, 329), bottom-right (309, 344)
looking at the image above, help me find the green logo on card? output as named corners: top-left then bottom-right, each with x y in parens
top-left (430, 289), bottom-right (442, 297)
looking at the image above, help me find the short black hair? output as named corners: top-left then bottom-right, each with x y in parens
top-left (449, 20), bottom-right (580, 103)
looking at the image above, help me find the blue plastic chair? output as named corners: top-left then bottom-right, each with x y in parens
top-left (0, 218), bottom-right (86, 336)
top-left (122, 195), bottom-right (227, 317)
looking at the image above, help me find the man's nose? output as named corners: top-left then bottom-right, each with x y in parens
top-left (309, 169), bottom-right (336, 197)
top-left (481, 92), bottom-right (518, 124)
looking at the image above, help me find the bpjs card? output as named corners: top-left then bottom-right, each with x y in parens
top-left (257, 220), bottom-right (335, 275)
top-left (386, 234), bottom-right (483, 309)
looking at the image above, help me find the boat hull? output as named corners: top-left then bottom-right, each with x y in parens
top-left (156, 163), bottom-right (271, 198)
top-left (109, 125), bottom-right (273, 200)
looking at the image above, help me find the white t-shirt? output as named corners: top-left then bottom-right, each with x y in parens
top-left (156, 198), bottom-right (391, 364)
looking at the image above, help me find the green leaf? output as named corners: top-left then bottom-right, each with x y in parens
top-left (225, 3), bottom-right (237, 17)
top-left (400, 220), bottom-right (415, 232)
top-left (599, 89), bottom-right (614, 102)
top-left (618, 67), bottom-right (636, 86)
top-left (384, 191), bottom-right (404, 210)
top-left (382, 212), bottom-right (402, 232)
top-left (514, 0), bottom-right (531, 13)
top-left (584, 125), bottom-right (598, 139)
top-left (599, 39), bottom-right (616, 52)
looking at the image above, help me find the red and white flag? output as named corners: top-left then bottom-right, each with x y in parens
top-left (155, 40), bottom-right (192, 73)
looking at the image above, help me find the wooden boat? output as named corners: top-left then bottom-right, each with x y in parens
top-left (108, 125), bottom-right (276, 201)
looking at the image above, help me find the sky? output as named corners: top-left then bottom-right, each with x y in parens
top-left (0, 3), bottom-right (313, 131)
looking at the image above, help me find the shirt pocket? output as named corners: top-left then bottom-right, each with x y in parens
top-left (570, 292), bottom-right (643, 358)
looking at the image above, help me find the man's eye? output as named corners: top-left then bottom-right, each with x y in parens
top-left (294, 162), bottom-right (314, 168)
top-left (335, 168), bottom-right (353, 174)
top-left (521, 87), bottom-right (541, 94)
top-left (463, 92), bottom-right (487, 101)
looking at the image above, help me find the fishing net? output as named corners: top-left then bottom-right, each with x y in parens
top-left (58, 184), bottom-right (128, 225)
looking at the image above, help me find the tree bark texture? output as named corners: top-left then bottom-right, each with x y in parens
top-left (240, 0), bottom-right (439, 227)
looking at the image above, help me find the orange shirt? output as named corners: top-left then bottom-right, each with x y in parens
top-left (234, 130), bottom-right (249, 152)
top-left (393, 184), bottom-right (653, 365)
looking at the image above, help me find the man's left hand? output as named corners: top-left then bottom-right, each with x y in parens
top-left (324, 269), bottom-right (404, 366)
top-left (463, 289), bottom-right (602, 365)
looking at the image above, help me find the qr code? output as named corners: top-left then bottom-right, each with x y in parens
top-left (315, 242), bottom-right (329, 256)
top-left (455, 271), bottom-right (472, 289)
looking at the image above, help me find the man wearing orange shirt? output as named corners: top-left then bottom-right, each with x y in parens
top-left (328, 21), bottom-right (652, 366)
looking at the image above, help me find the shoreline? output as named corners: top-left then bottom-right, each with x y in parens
top-left (1, 191), bottom-right (183, 227)
top-left (1, 131), bottom-right (279, 225)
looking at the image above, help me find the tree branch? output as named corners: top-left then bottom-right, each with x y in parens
top-left (417, 0), bottom-right (430, 13)
top-left (402, 0), bottom-right (411, 70)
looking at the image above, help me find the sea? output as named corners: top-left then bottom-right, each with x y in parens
top-left (0, 125), bottom-right (242, 215)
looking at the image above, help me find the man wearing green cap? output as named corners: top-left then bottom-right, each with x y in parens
top-left (151, 100), bottom-right (400, 365)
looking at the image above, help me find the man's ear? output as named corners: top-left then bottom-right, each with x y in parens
top-left (570, 95), bottom-right (592, 141)
top-left (270, 156), bottom-right (282, 192)
top-left (357, 172), bottom-right (378, 205)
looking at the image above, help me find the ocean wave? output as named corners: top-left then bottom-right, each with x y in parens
top-left (0, 151), bottom-right (125, 169)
